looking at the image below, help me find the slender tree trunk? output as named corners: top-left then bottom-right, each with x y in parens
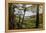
top-left (36, 4), bottom-right (39, 28)
top-left (21, 8), bottom-right (26, 28)
top-left (17, 14), bottom-right (21, 29)
top-left (19, 15), bottom-right (21, 23)
top-left (11, 6), bottom-right (15, 29)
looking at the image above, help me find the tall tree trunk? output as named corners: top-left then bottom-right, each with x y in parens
top-left (36, 4), bottom-right (39, 28)
top-left (21, 8), bottom-right (26, 28)
top-left (17, 14), bottom-right (21, 29)
top-left (9, 4), bottom-right (15, 29)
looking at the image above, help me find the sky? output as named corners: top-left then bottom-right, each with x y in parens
top-left (14, 8), bottom-right (36, 16)
top-left (14, 4), bottom-right (43, 16)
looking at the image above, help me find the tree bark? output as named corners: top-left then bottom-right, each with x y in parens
top-left (21, 8), bottom-right (26, 28)
top-left (36, 4), bottom-right (39, 28)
